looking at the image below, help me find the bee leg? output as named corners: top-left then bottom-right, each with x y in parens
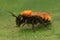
top-left (16, 22), bottom-right (22, 27)
top-left (32, 21), bottom-right (35, 32)
top-left (32, 23), bottom-right (35, 32)
top-left (21, 19), bottom-right (27, 27)
top-left (38, 18), bottom-right (46, 26)
top-left (44, 23), bottom-right (51, 30)
top-left (21, 23), bottom-right (25, 27)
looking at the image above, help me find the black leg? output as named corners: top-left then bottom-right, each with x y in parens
top-left (32, 23), bottom-right (35, 32)
top-left (38, 17), bottom-right (46, 26)
top-left (16, 22), bottom-right (22, 27)
top-left (31, 20), bottom-right (35, 32)
top-left (21, 23), bottom-right (25, 27)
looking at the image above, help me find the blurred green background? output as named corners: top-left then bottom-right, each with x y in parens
top-left (0, 0), bottom-right (60, 40)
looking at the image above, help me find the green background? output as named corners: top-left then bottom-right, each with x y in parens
top-left (0, 0), bottom-right (60, 40)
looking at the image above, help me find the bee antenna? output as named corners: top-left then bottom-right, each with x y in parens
top-left (7, 10), bottom-right (17, 17)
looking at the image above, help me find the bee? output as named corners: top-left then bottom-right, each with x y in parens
top-left (8, 10), bottom-right (51, 31)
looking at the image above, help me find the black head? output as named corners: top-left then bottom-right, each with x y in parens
top-left (16, 15), bottom-right (24, 27)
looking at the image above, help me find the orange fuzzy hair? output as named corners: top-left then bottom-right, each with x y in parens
top-left (43, 13), bottom-right (51, 22)
top-left (32, 12), bottom-right (51, 22)
top-left (20, 10), bottom-right (32, 17)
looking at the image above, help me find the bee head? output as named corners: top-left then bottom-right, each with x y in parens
top-left (16, 15), bottom-right (23, 27)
